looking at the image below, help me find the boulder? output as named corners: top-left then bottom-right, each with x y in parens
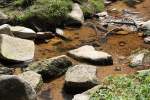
top-left (0, 11), bottom-right (8, 24)
top-left (68, 45), bottom-right (113, 65)
top-left (0, 24), bottom-right (12, 36)
top-left (144, 36), bottom-right (150, 44)
top-left (129, 49), bottom-right (150, 67)
top-left (19, 71), bottom-right (43, 91)
top-left (0, 75), bottom-right (36, 100)
top-left (0, 34), bottom-right (35, 62)
top-left (67, 3), bottom-right (84, 25)
top-left (27, 55), bottom-right (72, 80)
top-left (64, 64), bottom-right (99, 94)
top-left (10, 26), bottom-right (36, 39)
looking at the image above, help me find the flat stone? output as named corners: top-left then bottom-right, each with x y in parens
top-left (0, 34), bottom-right (35, 62)
top-left (68, 45), bottom-right (113, 65)
top-left (10, 26), bottom-right (36, 39)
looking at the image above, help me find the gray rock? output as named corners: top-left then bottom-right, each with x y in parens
top-left (0, 75), bottom-right (36, 100)
top-left (129, 49), bottom-right (150, 67)
top-left (68, 45), bottom-right (113, 65)
top-left (68, 3), bottom-right (84, 25)
top-left (0, 34), bottom-right (35, 62)
top-left (10, 26), bottom-right (36, 39)
top-left (19, 71), bottom-right (43, 91)
top-left (144, 36), bottom-right (150, 44)
top-left (0, 11), bottom-right (8, 24)
top-left (27, 55), bottom-right (72, 80)
top-left (64, 64), bottom-right (99, 94)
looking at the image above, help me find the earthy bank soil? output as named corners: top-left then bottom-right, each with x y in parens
top-left (34, 0), bottom-right (150, 100)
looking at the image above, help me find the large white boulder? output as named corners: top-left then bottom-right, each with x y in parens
top-left (10, 26), bottom-right (36, 39)
top-left (0, 34), bottom-right (35, 62)
top-left (0, 75), bottom-right (36, 100)
top-left (68, 45), bottom-right (113, 65)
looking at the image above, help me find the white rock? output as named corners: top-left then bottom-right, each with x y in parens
top-left (19, 71), bottom-right (43, 91)
top-left (0, 34), bottom-right (35, 62)
top-left (68, 45), bottom-right (113, 65)
top-left (144, 36), bottom-right (150, 43)
top-left (56, 28), bottom-right (64, 35)
top-left (10, 26), bottom-right (36, 39)
top-left (64, 64), bottom-right (98, 93)
top-left (68, 3), bottom-right (84, 24)
top-left (72, 94), bottom-right (89, 100)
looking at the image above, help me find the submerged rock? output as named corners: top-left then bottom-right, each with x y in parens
top-left (19, 71), bottom-right (43, 91)
top-left (27, 55), bottom-right (72, 80)
top-left (67, 3), bottom-right (84, 25)
top-left (10, 26), bottom-right (36, 39)
top-left (68, 45), bottom-right (113, 65)
top-left (64, 64), bottom-right (99, 94)
top-left (0, 34), bottom-right (35, 62)
top-left (0, 75), bottom-right (36, 100)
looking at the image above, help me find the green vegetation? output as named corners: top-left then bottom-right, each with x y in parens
top-left (90, 72), bottom-right (150, 100)
top-left (0, 0), bottom-right (104, 29)
top-left (81, 0), bottom-right (104, 17)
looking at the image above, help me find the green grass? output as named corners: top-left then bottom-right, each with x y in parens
top-left (90, 73), bottom-right (150, 100)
